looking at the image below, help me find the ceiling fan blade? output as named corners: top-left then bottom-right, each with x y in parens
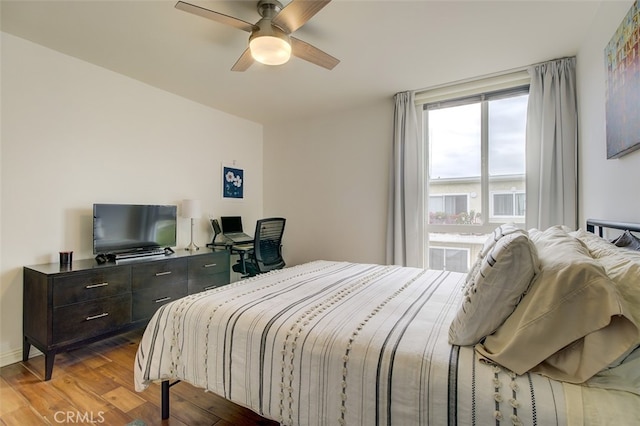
top-left (231, 48), bottom-right (254, 72)
top-left (291, 37), bottom-right (339, 70)
top-left (175, 1), bottom-right (255, 32)
top-left (272, 0), bottom-right (331, 34)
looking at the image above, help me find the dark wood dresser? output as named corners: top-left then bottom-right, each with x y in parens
top-left (23, 249), bottom-right (230, 380)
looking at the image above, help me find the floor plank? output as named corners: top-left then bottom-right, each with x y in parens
top-left (102, 386), bottom-right (146, 413)
top-left (49, 374), bottom-right (112, 415)
top-left (0, 364), bottom-right (76, 421)
top-left (0, 405), bottom-right (45, 426)
top-left (0, 377), bottom-right (27, 416)
top-left (0, 329), bottom-right (278, 426)
top-left (127, 401), bottom-right (189, 426)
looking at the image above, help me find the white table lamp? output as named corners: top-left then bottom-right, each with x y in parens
top-left (182, 199), bottom-right (201, 251)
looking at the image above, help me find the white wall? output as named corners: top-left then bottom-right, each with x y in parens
top-left (263, 102), bottom-right (393, 266)
top-left (576, 0), bottom-right (640, 226)
top-left (0, 33), bottom-right (263, 365)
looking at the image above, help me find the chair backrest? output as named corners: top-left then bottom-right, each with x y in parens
top-left (253, 217), bottom-right (286, 273)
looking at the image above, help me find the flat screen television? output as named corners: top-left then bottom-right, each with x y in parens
top-left (93, 203), bottom-right (177, 256)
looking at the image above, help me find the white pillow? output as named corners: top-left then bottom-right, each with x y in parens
top-left (464, 223), bottom-right (527, 287)
top-left (449, 230), bottom-right (539, 346)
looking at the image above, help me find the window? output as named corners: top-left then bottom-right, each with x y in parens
top-left (429, 247), bottom-right (469, 272)
top-left (491, 191), bottom-right (525, 218)
top-left (416, 71), bottom-right (531, 270)
top-left (428, 193), bottom-right (469, 223)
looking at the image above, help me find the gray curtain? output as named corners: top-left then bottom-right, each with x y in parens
top-left (386, 91), bottom-right (421, 266)
top-left (526, 57), bottom-right (578, 230)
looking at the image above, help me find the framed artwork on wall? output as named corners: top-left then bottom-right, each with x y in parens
top-left (222, 164), bottom-right (244, 199)
top-left (604, 0), bottom-right (640, 159)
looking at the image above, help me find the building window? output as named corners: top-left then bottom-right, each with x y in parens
top-left (491, 191), bottom-right (526, 218)
top-left (416, 71), bottom-right (531, 270)
top-left (429, 247), bottom-right (470, 272)
top-left (428, 193), bottom-right (469, 223)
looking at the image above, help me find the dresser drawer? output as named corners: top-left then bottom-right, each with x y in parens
top-left (188, 272), bottom-right (230, 294)
top-left (188, 252), bottom-right (230, 294)
top-left (131, 258), bottom-right (188, 291)
top-left (188, 252), bottom-right (229, 278)
top-left (132, 281), bottom-right (188, 322)
top-left (53, 294), bottom-right (131, 343)
top-left (53, 268), bottom-right (130, 307)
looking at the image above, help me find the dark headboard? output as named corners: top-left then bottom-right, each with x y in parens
top-left (586, 219), bottom-right (640, 237)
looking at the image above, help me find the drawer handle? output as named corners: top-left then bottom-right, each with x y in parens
top-left (85, 282), bottom-right (108, 289)
top-left (155, 271), bottom-right (172, 276)
top-left (154, 297), bottom-right (172, 303)
top-left (203, 263), bottom-right (217, 268)
top-left (86, 312), bottom-right (109, 321)
top-left (203, 285), bottom-right (217, 291)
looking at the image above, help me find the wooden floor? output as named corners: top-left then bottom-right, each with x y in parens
top-left (0, 329), bottom-right (279, 425)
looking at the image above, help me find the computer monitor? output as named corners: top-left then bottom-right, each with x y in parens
top-left (220, 216), bottom-right (243, 233)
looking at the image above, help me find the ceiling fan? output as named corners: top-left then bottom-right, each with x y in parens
top-left (175, 0), bottom-right (340, 71)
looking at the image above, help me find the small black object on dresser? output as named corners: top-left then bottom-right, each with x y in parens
top-left (23, 249), bottom-right (230, 381)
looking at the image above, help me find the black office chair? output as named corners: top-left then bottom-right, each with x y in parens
top-left (232, 217), bottom-right (286, 277)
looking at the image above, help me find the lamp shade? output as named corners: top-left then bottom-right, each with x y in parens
top-left (250, 35), bottom-right (291, 65)
top-left (249, 22), bottom-right (291, 66)
top-left (181, 199), bottom-right (201, 219)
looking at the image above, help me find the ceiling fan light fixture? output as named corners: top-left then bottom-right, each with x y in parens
top-left (176, 0), bottom-right (338, 71)
top-left (249, 26), bottom-right (291, 66)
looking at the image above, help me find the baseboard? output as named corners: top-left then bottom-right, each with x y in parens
top-left (0, 346), bottom-right (42, 368)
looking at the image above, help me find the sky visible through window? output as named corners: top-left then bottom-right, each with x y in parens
top-left (429, 94), bottom-right (528, 179)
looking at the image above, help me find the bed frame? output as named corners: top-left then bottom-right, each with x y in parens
top-left (158, 218), bottom-right (640, 420)
top-left (586, 218), bottom-right (640, 237)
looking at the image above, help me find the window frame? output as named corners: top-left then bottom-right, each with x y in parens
top-left (422, 85), bottom-right (529, 234)
top-left (414, 70), bottom-right (531, 268)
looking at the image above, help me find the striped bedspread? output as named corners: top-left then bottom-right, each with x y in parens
top-left (134, 261), bottom-right (572, 425)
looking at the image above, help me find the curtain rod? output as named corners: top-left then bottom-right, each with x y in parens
top-left (414, 56), bottom-right (575, 95)
top-left (413, 64), bottom-right (529, 96)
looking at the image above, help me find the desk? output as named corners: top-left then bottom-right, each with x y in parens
top-left (207, 241), bottom-right (254, 276)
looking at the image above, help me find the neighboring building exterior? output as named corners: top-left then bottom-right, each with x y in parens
top-left (426, 174), bottom-right (525, 272)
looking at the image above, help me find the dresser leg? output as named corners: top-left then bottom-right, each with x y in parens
top-left (44, 352), bottom-right (56, 381)
top-left (22, 338), bottom-right (31, 362)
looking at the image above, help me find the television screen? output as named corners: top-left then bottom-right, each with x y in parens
top-left (93, 204), bottom-right (177, 255)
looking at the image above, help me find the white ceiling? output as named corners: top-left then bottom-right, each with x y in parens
top-left (1, 0), bottom-right (604, 125)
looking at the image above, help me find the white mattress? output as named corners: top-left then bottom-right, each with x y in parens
top-left (135, 260), bottom-right (574, 425)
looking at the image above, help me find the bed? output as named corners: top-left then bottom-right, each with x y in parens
top-left (134, 220), bottom-right (640, 425)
